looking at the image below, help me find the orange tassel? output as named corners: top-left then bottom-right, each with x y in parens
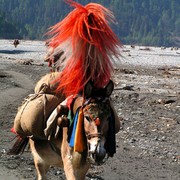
top-left (74, 108), bottom-right (86, 152)
top-left (95, 118), bottom-right (101, 126)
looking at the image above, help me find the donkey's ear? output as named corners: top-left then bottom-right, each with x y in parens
top-left (105, 80), bottom-right (114, 97)
top-left (84, 81), bottom-right (93, 99)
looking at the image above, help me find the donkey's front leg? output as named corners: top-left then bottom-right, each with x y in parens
top-left (61, 128), bottom-right (77, 180)
top-left (63, 155), bottom-right (88, 180)
top-left (63, 157), bottom-right (76, 180)
top-left (62, 128), bottom-right (90, 180)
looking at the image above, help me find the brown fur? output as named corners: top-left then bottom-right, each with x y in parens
top-left (29, 97), bottom-right (90, 180)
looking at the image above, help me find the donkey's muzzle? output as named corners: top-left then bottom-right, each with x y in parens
top-left (89, 141), bottom-right (106, 164)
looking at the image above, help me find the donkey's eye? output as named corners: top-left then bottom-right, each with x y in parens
top-left (85, 116), bottom-right (91, 122)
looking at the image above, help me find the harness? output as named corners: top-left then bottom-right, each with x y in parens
top-left (68, 96), bottom-right (111, 152)
top-left (83, 97), bottom-right (116, 157)
top-left (47, 95), bottom-right (116, 158)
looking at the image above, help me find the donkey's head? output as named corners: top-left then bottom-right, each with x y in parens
top-left (82, 80), bottom-right (114, 164)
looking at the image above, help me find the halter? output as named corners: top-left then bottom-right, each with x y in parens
top-left (86, 133), bottom-right (102, 140)
top-left (82, 97), bottom-right (110, 145)
top-left (82, 98), bottom-right (111, 164)
top-left (82, 97), bottom-right (110, 122)
top-left (83, 99), bottom-right (102, 140)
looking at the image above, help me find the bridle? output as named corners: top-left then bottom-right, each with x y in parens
top-left (82, 97), bottom-right (110, 139)
top-left (86, 133), bottom-right (102, 140)
top-left (81, 97), bottom-right (111, 163)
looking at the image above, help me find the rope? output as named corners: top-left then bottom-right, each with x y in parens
top-left (18, 83), bottom-right (50, 136)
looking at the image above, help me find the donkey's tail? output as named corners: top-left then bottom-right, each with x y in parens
top-left (8, 136), bottom-right (29, 155)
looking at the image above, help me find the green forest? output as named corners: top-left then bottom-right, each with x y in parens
top-left (0, 0), bottom-right (179, 47)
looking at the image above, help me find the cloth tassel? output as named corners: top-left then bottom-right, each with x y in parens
top-left (8, 136), bottom-right (29, 155)
top-left (69, 107), bottom-right (86, 152)
top-left (105, 109), bottom-right (116, 157)
top-left (74, 108), bottom-right (86, 152)
top-left (69, 109), bottom-right (79, 147)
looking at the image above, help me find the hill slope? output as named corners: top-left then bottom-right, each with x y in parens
top-left (0, 0), bottom-right (179, 46)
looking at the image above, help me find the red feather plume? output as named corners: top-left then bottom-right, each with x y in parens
top-left (46, 0), bottom-right (122, 97)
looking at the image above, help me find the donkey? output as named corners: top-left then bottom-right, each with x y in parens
top-left (28, 80), bottom-right (116, 180)
top-left (13, 39), bottom-right (19, 48)
top-left (10, 1), bottom-right (122, 178)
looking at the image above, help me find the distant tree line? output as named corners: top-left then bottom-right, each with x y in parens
top-left (0, 13), bottom-right (22, 39)
top-left (0, 0), bottom-right (179, 47)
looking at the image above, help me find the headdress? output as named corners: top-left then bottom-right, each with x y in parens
top-left (46, 0), bottom-right (122, 96)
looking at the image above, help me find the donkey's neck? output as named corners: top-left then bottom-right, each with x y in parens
top-left (73, 97), bottom-right (83, 114)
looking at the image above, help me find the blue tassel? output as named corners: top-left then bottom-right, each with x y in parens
top-left (69, 108), bottom-right (80, 147)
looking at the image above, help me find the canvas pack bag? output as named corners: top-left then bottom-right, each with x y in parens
top-left (13, 72), bottom-right (65, 139)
